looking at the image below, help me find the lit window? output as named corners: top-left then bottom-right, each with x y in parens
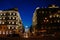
top-left (9, 17), bottom-right (11, 19)
top-left (2, 22), bottom-right (4, 24)
top-left (49, 15), bottom-right (52, 18)
top-left (3, 31), bottom-right (5, 34)
top-left (45, 17), bottom-right (47, 19)
top-left (33, 19), bottom-right (35, 22)
top-left (16, 22), bottom-right (18, 24)
top-left (13, 13), bottom-right (16, 15)
top-left (4, 13), bottom-right (6, 15)
top-left (6, 31), bottom-right (8, 34)
top-left (44, 20), bottom-right (45, 22)
top-left (10, 13), bottom-right (11, 15)
top-left (9, 31), bottom-right (12, 34)
top-left (0, 31), bottom-right (1, 34)
top-left (0, 18), bottom-right (2, 19)
top-left (9, 22), bottom-right (11, 24)
top-left (3, 17), bottom-right (5, 19)
top-left (0, 21), bottom-right (1, 24)
top-left (0, 13), bottom-right (2, 15)
top-left (12, 27), bottom-right (14, 29)
top-left (16, 27), bottom-right (18, 29)
top-left (56, 14), bottom-right (59, 17)
top-left (13, 17), bottom-right (15, 19)
top-left (12, 22), bottom-right (14, 24)
top-left (8, 27), bottom-right (10, 29)
top-left (44, 20), bottom-right (49, 22)
top-left (57, 20), bottom-right (59, 23)
top-left (47, 20), bottom-right (49, 22)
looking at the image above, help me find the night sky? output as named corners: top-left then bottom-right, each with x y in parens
top-left (0, 0), bottom-right (60, 28)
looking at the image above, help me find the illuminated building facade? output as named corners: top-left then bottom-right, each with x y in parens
top-left (32, 4), bottom-right (60, 36)
top-left (0, 8), bottom-right (23, 37)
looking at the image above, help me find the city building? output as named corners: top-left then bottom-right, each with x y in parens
top-left (32, 4), bottom-right (60, 36)
top-left (0, 8), bottom-right (23, 37)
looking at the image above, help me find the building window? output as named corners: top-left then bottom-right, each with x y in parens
top-left (0, 18), bottom-right (2, 19)
top-left (0, 21), bottom-right (1, 24)
top-left (3, 31), bottom-right (5, 34)
top-left (43, 19), bottom-right (49, 22)
top-left (58, 10), bottom-right (60, 13)
top-left (49, 12), bottom-right (51, 13)
top-left (16, 27), bottom-right (18, 29)
top-left (12, 27), bottom-right (14, 29)
top-left (3, 17), bottom-right (5, 19)
top-left (42, 11), bottom-right (44, 13)
top-left (6, 31), bottom-right (8, 35)
top-left (49, 15), bottom-right (52, 18)
top-left (9, 17), bottom-right (11, 19)
top-left (59, 15), bottom-right (60, 18)
top-left (11, 13), bottom-right (16, 15)
top-left (10, 13), bottom-right (11, 15)
top-left (6, 17), bottom-right (9, 20)
top-left (6, 13), bottom-right (9, 15)
top-left (54, 20), bottom-right (56, 23)
top-left (45, 17), bottom-right (47, 19)
top-left (53, 15), bottom-right (55, 18)
top-left (9, 31), bottom-right (12, 34)
top-left (57, 20), bottom-right (59, 23)
top-left (12, 22), bottom-right (14, 24)
top-left (51, 21), bottom-right (52, 23)
top-left (8, 26), bottom-right (10, 29)
top-left (14, 27), bottom-right (16, 29)
top-left (2, 22), bottom-right (4, 24)
top-left (9, 22), bottom-right (11, 24)
top-left (0, 31), bottom-right (1, 34)
top-left (16, 22), bottom-right (18, 24)
top-left (4, 13), bottom-right (6, 16)
top-left (56, 14), bottom-right (59, 17)
top-left (39, 11), bottom-right (41, 13)
top-left (11, 17), bottom-right (13, 19)
top-left (13, 13), bottom-right (16, 15)
top-left (10, 27), bottom-right (12, 29)
top-left (13, 17), bottom-right (16, 19)
top-left (0, 13), bottom-right (2, 15)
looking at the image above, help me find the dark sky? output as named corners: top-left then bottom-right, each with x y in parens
top-left (0, 0), bottom-right (60, 28)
